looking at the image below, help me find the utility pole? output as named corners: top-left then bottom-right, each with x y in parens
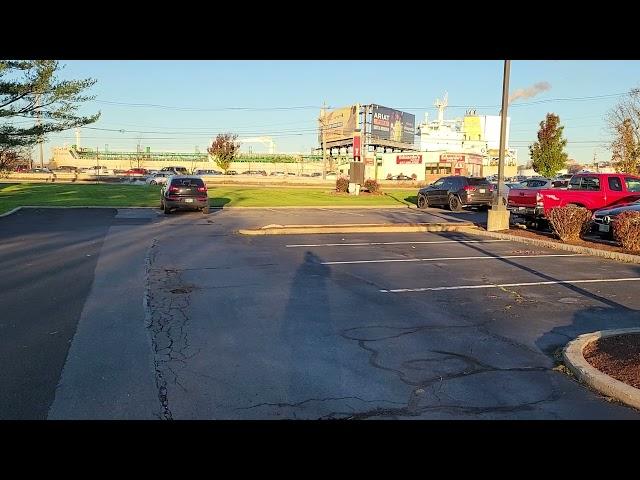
top-left (36, 94), bottom-right (44, 168)
top-left (320, 101), bottom-right (327, 181)
top-left (487, 60), bottom-right (511, 232)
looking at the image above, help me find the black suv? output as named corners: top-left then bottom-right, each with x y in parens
top-left (417, 176), bottom-right (494, 211)
top-left (160, 176), bottom-right (210, 214)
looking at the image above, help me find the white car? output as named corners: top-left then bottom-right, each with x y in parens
top-left (146, 172), bottom-right (171, 185)
top-left (81, 166), bottom-right (114, 175)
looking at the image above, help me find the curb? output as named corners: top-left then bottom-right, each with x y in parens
top-left (563, 328), bottom-right (640, 410)
top-left (238, 222), bottom-right (474, 235)
top-left (0, 206), bottom-right (23, 217)
top-left (461, 227), bottom-right (640, 265)
top-left (212, 204), bottom-right (414, 210)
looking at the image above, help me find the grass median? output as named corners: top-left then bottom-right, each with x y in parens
top-left (0, 183), bottom-right (418, 214)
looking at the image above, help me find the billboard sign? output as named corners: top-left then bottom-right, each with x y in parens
top-left (396, 154), bottom-right (422, 165)
top-left (371, 105), bottom-right (415, 144)
top-left (320, 105), bottom-right (358, 143)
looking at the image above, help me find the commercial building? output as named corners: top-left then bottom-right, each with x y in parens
top-left (324, 94), bottom-right (518, 181)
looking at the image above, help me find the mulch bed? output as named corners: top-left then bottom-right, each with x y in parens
top-left (501, 227), bottom-right (627, 254)
top-left (583, 334), bottom-right (640, 389)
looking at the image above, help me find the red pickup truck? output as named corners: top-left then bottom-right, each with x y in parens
top-left (507, 173), bottom-right (640, 222)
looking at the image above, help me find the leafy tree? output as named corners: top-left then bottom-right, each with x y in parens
top-left (0, 146), bottom-right (29, 176)
top-left (1, 60), bottom-right (100, 150)
top-left (607, 89), bottom-right (640, 174)
top-left (207, 133), bottom-right (240, 172)
top-left (529, 113), bottom-right (568, 178)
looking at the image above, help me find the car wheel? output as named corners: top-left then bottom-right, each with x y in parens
top-left (417, 195), bottom-right (428, 209)
top-left (448, 195), bottom-right (463, 212)
top-left (163, 202), bottom-right (171, 215)
top-left (202, 205), bottom-right (210, 214)
top-left (150, 180), bottom-right (157, 185)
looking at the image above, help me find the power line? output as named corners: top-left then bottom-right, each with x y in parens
top-left (93, 99), bottom-right (324, 111)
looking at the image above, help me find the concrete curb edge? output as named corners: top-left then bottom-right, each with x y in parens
top-left (0, 206), bottom-right (23, 217)
top-left (563, 328), bottom-right (640, 411)
top-left (238, 222), bottom-right (475, 235)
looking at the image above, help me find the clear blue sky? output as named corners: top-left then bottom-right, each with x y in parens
top-left (42, 60), bottom-right (640, 164)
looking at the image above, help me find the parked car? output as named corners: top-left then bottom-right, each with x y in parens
top-left (194, 169), bottom-right (222, 175)
top-left (507, 173), bottom-right (640, 223)
top-left (53, 165), bottom-right (78, 173)
top-left (241, 170), bottom-right (267, 176)
top-left (395, 174), bottom-right (414, 181)
top-left (14, 165), bottom-right (30, 172)
top-left (417, 176), bottom-right (494, 211)
top-left (225, 170), bottom-right (238, 175)
top-left (270, 171), bottom-right (286, 177)
top-left (123, 168), bottom-right (148, 176)
top-left (146, 172), bottom-right (172, 185)
top-left (160, 176), bottom-right (209, 214)
top-left (592, 198), bottom-right (640, 238)
top-left (28, 167), bottom-right (52, 173)
top-left (81, 166), bottom-right (114, 175)
top-left (160, 166), bottom-right (189, 175)
top-left (492, 181), bottom-right (524, 205)
top-left (310, 172), bottom-right (322, 177)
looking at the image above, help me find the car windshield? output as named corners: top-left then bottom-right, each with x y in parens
top-left (468, 178), bottom-right (490, 186)
top-left (171, 178), bottom-right (204, 187)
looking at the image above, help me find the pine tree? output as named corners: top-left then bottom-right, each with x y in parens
top-left (529, 113), bottom-right (568, 178)
top-left (0, 60), bottom-right (100, 151)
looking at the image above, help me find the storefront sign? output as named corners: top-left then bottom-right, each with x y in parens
top-left (396, 154), bottom-right (422, 165)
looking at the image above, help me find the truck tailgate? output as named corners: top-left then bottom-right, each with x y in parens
top-left (507, 188), bottom-right (538, 208)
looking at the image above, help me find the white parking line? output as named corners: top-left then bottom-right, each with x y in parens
top-left (380, 277), bottom-right (640, 293)
top-left (321, 254), bottom-right (582, 265)
top-left (286, 239), bottom-right (508, 248)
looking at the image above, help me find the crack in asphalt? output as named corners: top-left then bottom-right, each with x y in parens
top-left (322, 392), bottom-right (562, 420)
top-left (144, 240), bottom-right (201, 420)
top-left (335, 321), bottom-right (557, 419)
top-left (236, 395), bottom-right (406, 411)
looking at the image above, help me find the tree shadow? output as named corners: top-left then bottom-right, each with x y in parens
top-left (431, 230), bottom-right (640, 356)
top-left (209, 197), bottom-right (231, 208)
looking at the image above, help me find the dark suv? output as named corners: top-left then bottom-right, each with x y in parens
top-left (160, 176), bottom-right (210, 214)
top-left (417, 176), bottom-right (494, 211)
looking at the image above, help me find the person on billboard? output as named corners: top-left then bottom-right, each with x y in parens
top-left (391, 112), bottom-right (403, 142)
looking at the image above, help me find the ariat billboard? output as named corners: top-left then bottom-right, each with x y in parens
top-left (371, 105), bottom-right (415, 144)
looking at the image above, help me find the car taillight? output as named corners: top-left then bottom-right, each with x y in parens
top-left (169, 186), bottom-right (179, 192)
top-left (463, 185), bottom-right (476, 191)
top-left (536, 192), bottom-right (543, 206)
top-left (197, 186), bottom-right (207, 192)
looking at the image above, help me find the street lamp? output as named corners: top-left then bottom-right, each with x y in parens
top-left (487, 60), bottom-right (511, 232)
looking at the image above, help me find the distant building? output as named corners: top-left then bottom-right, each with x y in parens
top-left (416, 94), bottom-right (517, 178)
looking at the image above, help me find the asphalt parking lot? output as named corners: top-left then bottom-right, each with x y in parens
top-left (2, 207), bottom-right (640, 419)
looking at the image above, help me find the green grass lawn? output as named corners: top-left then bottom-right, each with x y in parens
top-left (0, 183), bottom-right (418, 214)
